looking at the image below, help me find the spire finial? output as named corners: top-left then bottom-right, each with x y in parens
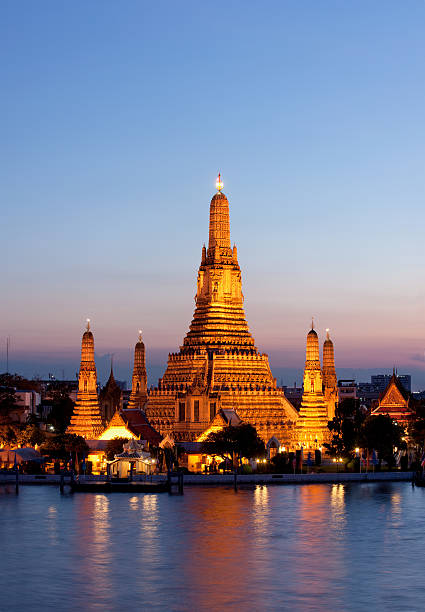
top-left (86, 318), bottom-right (90, 331)
top-left (138, 329), bottom-right (142, 342)
top-left (311, 317), bottom-right (314, 330)
top-left (326, 328), bottom-right (330, 340)
top-left (216, 172), bottom-right (223, 192)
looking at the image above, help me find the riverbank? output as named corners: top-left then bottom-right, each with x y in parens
top-left (0, 471), bottom-right (414, 487)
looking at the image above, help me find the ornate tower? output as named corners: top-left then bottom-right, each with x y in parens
top-left (146, 176), bottom-right (298, 444)
top-left (99, 361), bottom-right (122, 423)
top-left (127, 331), bottom-right (148, 410)
top-left (322, 329), bottom-right (338, 420)
top-left (67, 320), bottom-right (104, 439)
top-left (295, 322), bottom-right (329, 450)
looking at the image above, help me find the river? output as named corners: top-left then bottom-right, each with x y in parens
top-left (0, 482), bottom-right (423, 611)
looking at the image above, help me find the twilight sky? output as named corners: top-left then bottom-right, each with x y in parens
top-left (1, 1), bottom-right (425, 388)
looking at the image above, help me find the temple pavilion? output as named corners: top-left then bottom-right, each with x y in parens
top-left (371, 371), bottom-right (413, 428)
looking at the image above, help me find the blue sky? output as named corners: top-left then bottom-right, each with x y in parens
top-left (1, 1), bottom-right (425, 387)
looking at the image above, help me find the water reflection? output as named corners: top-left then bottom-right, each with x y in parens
top-left (1, 484), bottom-right (425, 612)
top-left (47, 505), bottom-right (58, 545)
top-left (73, 494), bottom-right (112, 608)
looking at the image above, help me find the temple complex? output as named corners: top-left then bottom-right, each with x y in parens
top-left (127, 331), bottom-right (148, 410)
top-left (99, 362), bottom-right (122, 423)
top-left (295, 324), bottom-right (330, 451)
top-left (322, 329), bottom-right (338, 420)
top-left (67, 321), bottom-right (104, 439)
top-left (146, 176), bottom-right (298, 444)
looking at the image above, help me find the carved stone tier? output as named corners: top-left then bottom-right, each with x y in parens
top-left (322, 331), bottom-right (338, 420)
top-left (145, 187), bottom-right (298, 445)
top-left (128, 333), bottom-right (148, 410)
top-left (295, 327), bottom-right (330, 451)
top-left (67, 325), bottom-right (104, 439)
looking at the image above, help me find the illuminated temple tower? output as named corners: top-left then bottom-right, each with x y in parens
top-left (295, 323), bottom-right (330, 450)
top-left (67, 320), bottom-right (104, 439)
top-left (127, 331), bottom-right (148, 410)
top-left (322, 329), bottom-right (338, 420)
top-left (146, 176), bottom-right (298, 443)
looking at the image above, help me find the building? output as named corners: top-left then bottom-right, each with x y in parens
top-left (127, 331), bottom-right (148, 410)
top-left (371, 374), bottom-right (411, 393)
top-left (87, 409), bottom-right (162, 473)
top-left (295, 324), bottom-right (330, 451)
top-left (67, 321), bottom-right (104, 439)
top-left (14, 390), bottom-right (41, 423)
top-left (371, 372), bottom-right (413, 428)
top-left (322, 329), bottom-right (338, 420)
top-left (99, 364), bottom-right (123, 423)
top-left (337, 379), bottom-right (357, 402)
top-left (146, 177), bottom-right (298, 445)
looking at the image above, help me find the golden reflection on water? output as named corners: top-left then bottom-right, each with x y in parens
top-left (47, 505), bottom-right (58, 545)
top-left (75, 494), bottom-right (112, 601)
top-left (330, 484), bottom-right (346, 528)
top-left (179, 488), bottom-right (262, 610)
top-left (290, 485), bottom-right (346, 605)
top-left (253, 485), bottom-right (270, 534)
top-left (140, 495), bottom-right (159, 548)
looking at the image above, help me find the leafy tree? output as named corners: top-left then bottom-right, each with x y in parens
top-left (325, 399), bottom-right (365, 460)
top-left (201, 424), bottom-right (265, 470)
top-left (105, 437), bottom-right (129, 461)
top-left (360, 414), bottom-right (404, 467)
top-left (270, 452), bottom-right (290, 473)
top-left (17, 424), bottom-right (46, 447)
top-left (40, 433), bottom-right (89, 460)
top-left (408, 402), bottom-right (425, 449)
top-left (0, 385), bottom-right (18, 422)
top-left (0, 373), bottom-right (40, 392)
top-left (46, 385), bottom-right (75, 433)
top-left (0, 424), bottom-right (20, 446)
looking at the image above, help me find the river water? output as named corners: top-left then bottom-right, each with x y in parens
top-left (0, 482), bottom-right (423, 611)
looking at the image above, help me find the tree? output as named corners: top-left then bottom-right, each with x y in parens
top-left (0, 424), bottom-right (19, 446)
top-left (408, 402), bottom-right (425, 449)
top-left (47, 385), bottom-right (75, 433)
top-left (201, 424), bottom-right (265, 469)
top-left (40, 433), bottom-right (89, 460)
top-left (105, 437), bottom-right (129, 461)
top-left (0, 373), bottom-right (40, 392)
top-left (325, 398), bottom-right (365, 460)
top-left (0, 385), bottom-right (18, 423)
top-left (360, 414), bottom-right (404, 468)
top-left (17, 424), bottom-right (46, 447)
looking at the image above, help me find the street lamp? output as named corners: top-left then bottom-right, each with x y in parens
top-left (355, 447), bottom-right (361, 474)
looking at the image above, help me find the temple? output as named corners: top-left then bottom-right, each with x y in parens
top-left (322, 329), bottom-right (338, 420)
top-left (371, 370), bottom-right (413, 428)
top-left (146, 176), bottom-right (298, 444)
top-left (127, 331), bottom-right (148, 410)
top-left (295, 323), bottom-right (330, 450)
top-left (67, 321), bottom-right (104, 439)
top-left (99, 361), bottom-right (122, 423)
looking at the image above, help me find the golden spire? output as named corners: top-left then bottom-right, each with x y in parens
top-left (216, 172), bottom-right (223, 192)
top-left (326, 328), bottom-right (330, 341)
top-left (66, 321), bottom-right (104, 439)
top-left (128, 329), bottom-right (148, 410)
top-left (311, 317), bottom-right (314, 330)
top-left (208, 175), bottom-right (231, 257)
